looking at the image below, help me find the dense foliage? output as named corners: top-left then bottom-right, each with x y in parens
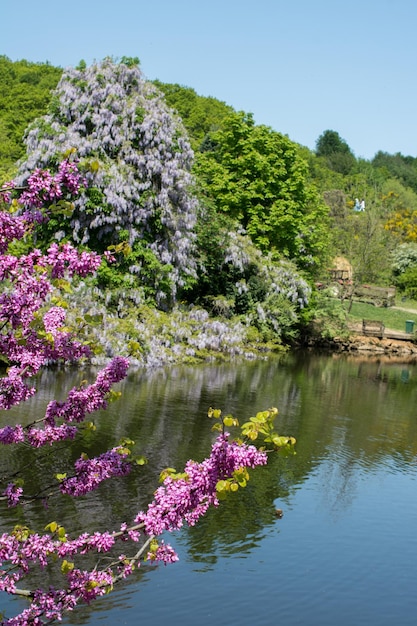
top-left (0, 56), bottom-right (61, 179)
top-left (1, 58), bottom-right (313, 353)
top-left (3, 55), bottom-right (417, 342)
top-left (315, 129), bottom-right (356, 175)
top-left (153, 80), bottom-right (234, 151)
top-left (372, 151), bottom-right (417, 193)
top-left (196, 112), bottom-right (330, 273)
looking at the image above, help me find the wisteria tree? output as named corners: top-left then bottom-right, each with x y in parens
top-left (17, 57), bottom-right (199, 307)
top-left (0, 162), bottom-right (295, 624)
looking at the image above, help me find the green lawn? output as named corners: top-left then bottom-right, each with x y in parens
top-left (347, 300), bottom-right (417, 332)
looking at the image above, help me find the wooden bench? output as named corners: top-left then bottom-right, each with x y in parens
top-left (362, 319), bottom-right (385, 338)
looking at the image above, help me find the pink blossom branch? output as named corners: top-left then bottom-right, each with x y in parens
top-left (0, 433), bottom-right (267, 623)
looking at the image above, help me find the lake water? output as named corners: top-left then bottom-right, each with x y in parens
top-left (3, 351), bottom-right (417, 625)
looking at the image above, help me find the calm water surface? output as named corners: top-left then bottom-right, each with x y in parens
top-left (2, 352), bottom-right (417, 625)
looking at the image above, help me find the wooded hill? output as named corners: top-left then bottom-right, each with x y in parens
top-left (2, 55), bottom-right (417, 362)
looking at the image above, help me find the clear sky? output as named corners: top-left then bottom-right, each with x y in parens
top-left (2, 0), bottom-right (416, 160)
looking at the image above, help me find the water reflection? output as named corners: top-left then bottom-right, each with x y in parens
top-left (3, 352), bottom-right (417, 534)
top-left (3, 352), bottom-right (417, 625)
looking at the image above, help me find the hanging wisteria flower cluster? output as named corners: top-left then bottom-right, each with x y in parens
top-left (224, 230), bottom-right (311, 308)
top-left (17, 58), bottom-right (199, 304)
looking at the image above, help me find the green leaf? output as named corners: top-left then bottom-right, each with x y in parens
top-left (52, 278), bottom-right (72, 293)
top-left (273, 435), bottom-right (293, 447)
top-left (84, 313), bottom-right (103, 325)
top-left (13, 525), bottom-right (32, 541)
top-left (119, 437), bottom-right (135, 446)
top-left (159, 467), bottom-right (177, 482)
top-left (58, 526), bottom-right (66, 539)
top-left (216, 479), bottom-right (228, 493)
top-left (61, 559), bottom-right (74, 573)
top-left (148, 538), bottom-right (159, 557)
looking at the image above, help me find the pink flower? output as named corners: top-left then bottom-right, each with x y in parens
top-left (3, 483), bottom-right (23, 507)
top-left (135, 434), bottom-right (267, 536)
top-left (43, 306), bottom-right (66, 333)
top-left (60, 447), bottom-right (131, 496)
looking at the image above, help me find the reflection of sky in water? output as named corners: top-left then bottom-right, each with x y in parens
top-left (4, 353), bottom-right (417, 625)
top-left (77, 461), bottom-right (417, 626)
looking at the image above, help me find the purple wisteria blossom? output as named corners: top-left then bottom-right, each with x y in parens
top-left (17, 58), bottom-right (199, 304)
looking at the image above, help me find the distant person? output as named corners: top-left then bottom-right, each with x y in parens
top-left (354, 198), bottom-right (361, 211)
top-left (360, 199), bottom-right (365, 211)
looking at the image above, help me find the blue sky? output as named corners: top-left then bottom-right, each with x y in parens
top-left (3, 0), bottom-right (416, 160)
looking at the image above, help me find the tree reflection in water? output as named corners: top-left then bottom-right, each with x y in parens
top-left (4, 352), bottom-right (417, 625)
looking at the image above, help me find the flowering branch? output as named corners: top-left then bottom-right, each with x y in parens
top-left (0, 161), bottom-right (295, 624)
top-left (0, 421), bottom-right (289, 624)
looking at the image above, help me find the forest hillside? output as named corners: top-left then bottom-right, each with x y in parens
top-left (2, 55), bottom-right (417, 364)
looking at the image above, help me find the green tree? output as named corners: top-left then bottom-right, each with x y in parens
top-left (395, 265), bottom-right (417, 297)
top-left (331, 201), bottom-right (396, 285)
top-left (315, 129), bottom-right (356, 175)
top-left (305, 150), bottom-right (346, 193)
top-left (195, 112), bottom-right (330, 274)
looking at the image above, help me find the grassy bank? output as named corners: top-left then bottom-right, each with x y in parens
top-left (347, 300), bottom-right (417, 332)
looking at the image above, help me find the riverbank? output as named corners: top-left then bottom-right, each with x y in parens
top-left (343, 306), bottom-right (417, 356)
top-left (306, 331), bottom-right (417, 359)
top-left (64, 287), bottom-right (417, 368)
top-left (305, 302), bottom-right (417, 359)
top-left (339, 334), bottom-right (417, 356)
